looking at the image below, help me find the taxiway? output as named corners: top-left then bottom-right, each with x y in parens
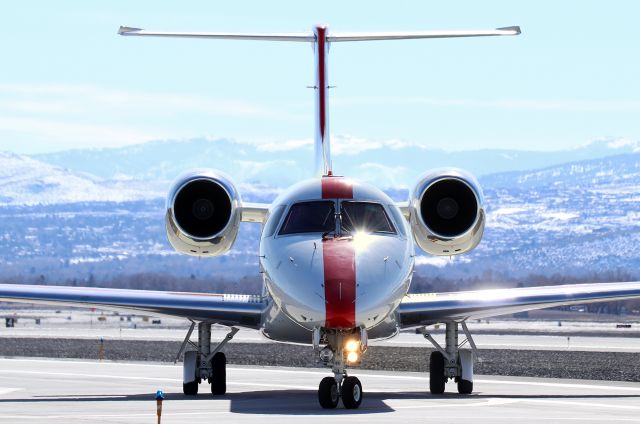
top-left (0, 358), bottom-right (639, 423)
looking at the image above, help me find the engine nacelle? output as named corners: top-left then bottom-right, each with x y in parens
top-left (165, 170), bottom-right (241, 256)
top-left (409, 168), bottom-right (485, 256)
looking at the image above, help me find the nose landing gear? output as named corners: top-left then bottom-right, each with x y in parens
top-left (316, 329), bottom-right (365, 409)
top-left (318, 375), bottom-right (363, 409)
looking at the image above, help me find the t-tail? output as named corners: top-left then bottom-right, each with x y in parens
top-left (118, 24), bottom-right (521, 176)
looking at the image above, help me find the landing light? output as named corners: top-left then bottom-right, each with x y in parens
top-left (347, 351), bottom-right (359, 363)
top-left (344, 339), bottom-right (360, 352)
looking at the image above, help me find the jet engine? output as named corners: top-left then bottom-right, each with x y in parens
top-left (409, 169), bottom-right (485, 256)
top-left (165, 170), bottom-right (241, 256)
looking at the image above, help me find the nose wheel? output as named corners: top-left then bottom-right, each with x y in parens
top-left (318, 376), bottom-right (363, 409)
top-left (341, 376), bottom-right (363, 409)
top-left (318, 377), bottom-right (340, 408)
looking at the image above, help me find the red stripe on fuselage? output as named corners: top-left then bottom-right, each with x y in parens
top-left (321, 176), bottom-right (356, 328)
top-left (321, 176), bottom-right (353, 199)
top-left (322, 238), bottom-right (356, 328)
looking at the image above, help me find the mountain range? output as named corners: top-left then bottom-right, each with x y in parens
top-left (31, 137), bottom-right (640, 189)
top-left (1, 140), bottom-right (640, 290)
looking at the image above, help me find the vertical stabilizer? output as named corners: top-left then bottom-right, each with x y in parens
top-left (313, 25), bottom-right (332, 176)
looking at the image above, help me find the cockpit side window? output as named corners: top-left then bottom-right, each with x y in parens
top-left (387, 204), bottom-right (407, 237)
top-left (341, 201), bottom-right (396, 235)
top-left (262, 205), bottom-right (286, 238)
top-left (278, 201), bottom-right (336, 235)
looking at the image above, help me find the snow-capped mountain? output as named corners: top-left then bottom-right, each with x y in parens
top-left (473, 153), bottom-right (640, 280)
top-left (0, 152), bottom-right (164, 205)
top-left (31, 137), bottom-right (640, 189)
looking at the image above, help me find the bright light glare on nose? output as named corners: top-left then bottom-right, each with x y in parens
top-left (345, 339), bottom-right (360, 352)
top-left (347, 351), bottom-right (359, 363)
top-left (351, 231), bottom-right (373, 252)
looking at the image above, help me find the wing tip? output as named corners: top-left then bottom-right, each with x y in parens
top-left (118, 26), bottom-right (143, 36)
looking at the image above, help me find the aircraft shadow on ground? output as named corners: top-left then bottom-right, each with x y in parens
top-left (1, 390), bottom-right (640, 415)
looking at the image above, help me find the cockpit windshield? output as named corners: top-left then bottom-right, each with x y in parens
top-left (279, 201), bottom-right (336, 235)
top-left (341, 201), bottom-right (396, 234)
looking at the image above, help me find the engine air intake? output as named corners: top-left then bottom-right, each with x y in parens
top-left (174, 179), bottom-right (232, 239)
top-left (165, 171), bottom-right (241, 257)
top-left (409, 169), bottom-right (485, 256)
top-left (421, 179), bottom-right (478, 238)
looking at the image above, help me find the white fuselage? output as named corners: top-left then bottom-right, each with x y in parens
top-left (259, 177), bottom-right (414, 343)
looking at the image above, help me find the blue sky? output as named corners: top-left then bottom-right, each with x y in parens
top-left (2, 1), bottom-right (639, 154)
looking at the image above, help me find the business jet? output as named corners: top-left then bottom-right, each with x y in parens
top-left (2, 24), bottom-right (640, 410)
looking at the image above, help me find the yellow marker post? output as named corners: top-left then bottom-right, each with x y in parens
top-left (155, 390), bottom-right (164, 424)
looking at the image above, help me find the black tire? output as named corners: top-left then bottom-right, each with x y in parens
top-left (341, 376), bottom-right (363, 409)
top-left (429, 351), bottom-right (446, 394)
top-left (318, 377), bottom-right (339, 409)
top-left (457, 379), bottom-right (473, 394)
top-left (183, 381), bottom-right (198, 396)
top-left (210, 352), bottom-right (226, 395)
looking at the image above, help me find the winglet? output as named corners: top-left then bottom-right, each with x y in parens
top-left (118, 26), bottom-right (143, 36)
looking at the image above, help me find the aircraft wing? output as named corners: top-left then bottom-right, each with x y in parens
top-left (0, 284), bottom-right (266, 328)
top-left (398, 282), bottom-right (640, 327)
top-left (241, 202), bottom-right (269, 223)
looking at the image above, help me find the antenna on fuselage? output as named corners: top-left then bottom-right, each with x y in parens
top-left (118, 25), bottom-right (521, 177)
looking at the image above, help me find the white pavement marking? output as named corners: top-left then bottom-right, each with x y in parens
top-left (0, 369), bottom-right (314, 391)
top-left (0, 369), bottom-right (181, 383)
top-left (521, 398), bottom-right (640, 411)
top-left (392, 398), bottom-right (519, 409)
top-left (475, 378), bottom-right (640, 392)
top-left (2, 358), bottom-right (640, 393)
top-left (0, 412), bottom-right (230, 420)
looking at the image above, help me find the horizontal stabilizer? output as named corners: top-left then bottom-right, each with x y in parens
top-left (328, 27), bottom-right (521, 42)
top-left (118, 26), bottom-right (521, 43)
top-left (118, 26), bottom-right (314, 42)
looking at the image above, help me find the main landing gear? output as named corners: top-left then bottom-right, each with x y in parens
top-left (316, 329), bottom-right (366, 409)
top-left (421, 321), bottom-right (478, 395)
top-left (176, 321), bottom-right (238, 396)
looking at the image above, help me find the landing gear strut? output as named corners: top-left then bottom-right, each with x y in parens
top-left (421, 321), bottom-right (478, 395)
top-left (316, 329), bottom-right (365, 409)
top-left (178, 321), bottom-right (238, 396)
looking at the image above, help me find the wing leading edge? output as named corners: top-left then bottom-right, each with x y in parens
top-left (0, 284), bottom-right (266, 328)
top-left (398, 282), bottom-right (640, 327)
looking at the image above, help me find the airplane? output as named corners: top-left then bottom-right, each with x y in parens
top-left (2, 23), bottom-right (640, 410)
